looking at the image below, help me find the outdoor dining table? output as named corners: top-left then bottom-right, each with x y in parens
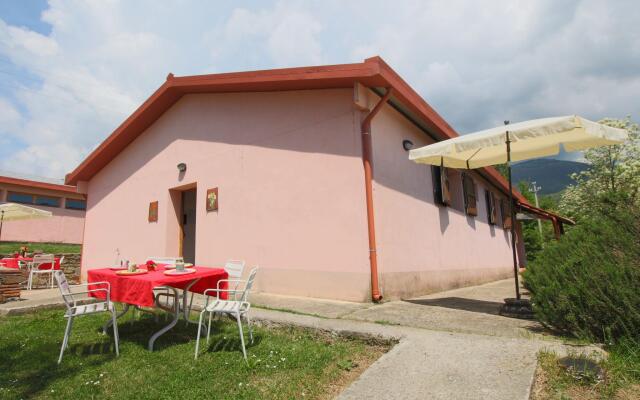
top-left (0, 256), bottom-right (61, 269)
top-left (87, 265), bottom-right (228, 351)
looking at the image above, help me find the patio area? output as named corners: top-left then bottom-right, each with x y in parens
top-left (246, 279), bottom-right (543, 339)
top-left (3, 278), bottom-right (546, 340)
top-left (1, 278), bottom-right (604, 400)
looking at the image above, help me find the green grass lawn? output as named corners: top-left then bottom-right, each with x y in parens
top-left (0, 242), bottom-right (81, 254)
top-left (0, 308), bottom-right (389, 399)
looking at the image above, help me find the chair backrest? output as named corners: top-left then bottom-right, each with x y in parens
top-left (224, 260), bottom-right (245, 278)
top-left (33, 254), bottom-right (55, 270)
top-left (54, 270), bottom-right (73, 309)
top-left (148, 256), bottom-right (182, 266)
top-left (239, 267), bottom-right (258, 302)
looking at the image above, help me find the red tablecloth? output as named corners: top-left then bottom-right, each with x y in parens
top-left (87, 265), bottom-right (228, 307)
top-left (0, 257), bottom-right (61, 270)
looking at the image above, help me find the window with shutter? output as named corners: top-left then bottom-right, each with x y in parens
top-left (485, 190), bottom-right (497, 225)
top-left (431, 165), bottom-right (451, 206)
top-left (462, 173), bottom-right (478, 216)
top-left (500, 198), bottom-right (512, 229)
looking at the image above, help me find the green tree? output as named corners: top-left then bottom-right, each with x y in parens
top-left (560, 117), bottom-right (639, 220)
top-left (524, 203), bottom-right (640, 342)
top-left (517, 181), bottom-right (558, 262)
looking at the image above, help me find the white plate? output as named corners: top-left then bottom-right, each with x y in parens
top-left (163, 263), bottom-right (193, 269)
top-left (163, 268), bottom-right (196, 276)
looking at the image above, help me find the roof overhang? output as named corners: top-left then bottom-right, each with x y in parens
top-left (63, 56), bottom-right (528, 204)
top-left (0, 175), bottom-right (78, 194)
top-left (518, 202), bottom-right (575, 225)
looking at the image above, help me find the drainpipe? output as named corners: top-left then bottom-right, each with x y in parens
top-left (361, 88), bottom-right (392, 302)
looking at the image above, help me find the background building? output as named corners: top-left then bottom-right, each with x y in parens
top-left (0, 173), bottom-right (85, 244)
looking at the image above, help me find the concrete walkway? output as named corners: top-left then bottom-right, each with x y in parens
top-left (246, 280), bottom-right (601, 399)
top-left (251, 279), bottom-right (544, 339)
top-left (0, 287), bottom-right (82, 316)
top-left (251, 307), bottom-right (571, 400)
top-left (1, 280), bottom-right (601, 399)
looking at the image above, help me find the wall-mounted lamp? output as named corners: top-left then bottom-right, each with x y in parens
top-left (177, 163), bottom-right (187, 172)
top-left (402, 139), bottom-right (414, 151)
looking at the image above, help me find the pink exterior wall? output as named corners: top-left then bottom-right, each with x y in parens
top-left (0, 185), bottom-right (85, 244)
top-left (368, 96), bottom-right (514, 299)
top-left (81, 89), bottom-right (373, 301)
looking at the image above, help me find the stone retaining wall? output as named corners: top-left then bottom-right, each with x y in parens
top-left (0, 253), bottom-right (81, 284)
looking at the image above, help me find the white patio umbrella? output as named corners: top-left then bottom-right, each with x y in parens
top-left (0, 203), bottom-right (53, 241)
top-left (409, 115), bottom-right (628, 300)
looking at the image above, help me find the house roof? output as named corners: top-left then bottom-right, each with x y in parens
top-left (0, 174), bottom-right (78, 194)
top-left (64, 56), bottom-right (528, 204)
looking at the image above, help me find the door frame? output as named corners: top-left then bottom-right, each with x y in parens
top-left (168, 182), bottom-right (197, 260)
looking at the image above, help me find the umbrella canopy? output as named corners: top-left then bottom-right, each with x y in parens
top-left (409, 115), bottom-right (628, 168)
top-left (408, 115), bottom-right (628, 304)
top-left (0, 203), bottom-right (53, 222)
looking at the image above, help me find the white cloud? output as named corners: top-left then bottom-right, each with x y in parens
top-left (0, 97), bottom-right (22, 133)
top-left (0, 0), bottom-right (637, 178)
top-left (4, 24), bottom-right (58, 56)
top-left (0, 1), bottom-right (327, 178)
top-left (211, 3), bottom-right (324, 68)
top-left (350, 0), bottom-right (640, 133)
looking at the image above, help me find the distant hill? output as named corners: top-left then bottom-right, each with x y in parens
top-left (511, 159), bottom-right (589, 194)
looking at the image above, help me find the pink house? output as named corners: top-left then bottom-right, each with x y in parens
top-left (0, 174), bottom-right (85, 244)
top-left (66, 57), bottom-right (558, 302)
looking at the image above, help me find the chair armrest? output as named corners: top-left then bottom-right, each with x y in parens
top-left (204, 288), bottom-right (242, 297)
top-left (216, 278), bottom-right (247, 287)
top-left (216, 278), bottom-right (246, 292)
top-left (205, 288), bottom-right (244, 294)
top-left (70, 283), bottom-right (111, 302)
top-left (72, 281), bottom-right (110, 289)
top-left (68, 288), bottom-right (109, 296)
top-left (72, 282), bottom-right (110, 294)
top-left (205, 287), bottom-right (244, 301)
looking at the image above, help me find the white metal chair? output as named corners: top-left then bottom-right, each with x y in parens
top-left (224, 260), bottom-right (246, 279)
top-left (54, 270), bottom-right (120, 364)
top-left (187, 259), bottom-right (246, 315)
top-left (27, 254), bottom-right (56, 290)
top-left (194, 267), bottom-right (258, 361)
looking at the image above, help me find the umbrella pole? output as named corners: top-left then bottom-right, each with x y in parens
top-left (506, 133), bottom-right (521, 300)
top-left (0, 210), bottom-right (3, 242)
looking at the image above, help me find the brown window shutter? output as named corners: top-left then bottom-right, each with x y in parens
top-left (462, 173), bottom-right (478, 216)
top-left (501, 199), bottom-right (512, 229)
top-left (491, 192), bottom-right (498, 224)
top-left (441, 167), bottom-right (451, 206)
top-left (431, 165), bottom-right (451, 206)
top-left (485, 189), bottom-right (496, 225)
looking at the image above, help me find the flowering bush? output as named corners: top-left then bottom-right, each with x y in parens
top-left (560, 117), bottom-right (639, 221)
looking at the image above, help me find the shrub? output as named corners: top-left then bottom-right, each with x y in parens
top-left (524, 200), bottom-right (640, 342)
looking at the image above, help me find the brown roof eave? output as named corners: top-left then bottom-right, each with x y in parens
top-left (0, 175), bottom-right (78, 194)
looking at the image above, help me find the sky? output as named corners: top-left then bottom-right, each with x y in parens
top-left (0, 0), bottom-right (638, 179)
